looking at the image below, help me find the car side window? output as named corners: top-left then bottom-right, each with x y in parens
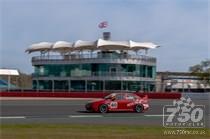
top-left (126, 94), bottom-right (135, 100)
top-left (115, 94), bottom-right (124, 100)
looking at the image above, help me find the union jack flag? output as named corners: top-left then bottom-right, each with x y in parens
top-left (98, 21), bottom-right (108, 28)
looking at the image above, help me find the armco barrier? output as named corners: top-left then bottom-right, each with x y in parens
top-left (0, 91), bottom-right (181, 99)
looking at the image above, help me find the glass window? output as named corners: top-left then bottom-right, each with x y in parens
top-left (153, 66), bottom-right (156, 79)
top-left (105, 81), bottom-right (121, 90)
top-left (121, 64), bottom-right (127, 72)
top-left (98, 64), bottom-right (109, 72)
top-left (115, 94), bottom-right (124, 100)
top-left (32, 80), bottom-right (37, 89)
top-left (38, 80), bottom-right (52, 91)
top-left (147, 66), bottom-right (153, 78)
top-left (54, 80), bottom-right (68, 91)
top-left (126, 94), bottom-right (136, 100)
top-left (70, 65), bottom-right (81, 77)
top-left (34, 66), bottom-right (40, 75)
top-left (81, 64), bottom-right (91, 76)
top-left (71, 80), bottom-right (85, 91)
top-left (140, 65), bottom-right (146, 77)
top-left (87, 81), bottom-right (103, 91)
top-left (127, 64), bottom-right (136, 72)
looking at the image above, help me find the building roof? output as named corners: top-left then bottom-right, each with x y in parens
top-left (26, 39), bottom-right (159, 53)
top-left (52, 41), bottom-right (73, 52)
top-left (0, 69), bottom-right (19, 76)
top-left (26, 42), bottom-right (53, 53)
top-left (74, 40), bottom-right (96, 50)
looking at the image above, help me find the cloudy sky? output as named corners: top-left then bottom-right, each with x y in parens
top-left (1, 0), bottom-right (209, 73)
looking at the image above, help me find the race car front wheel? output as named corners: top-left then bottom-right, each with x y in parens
top-left (135, 104), bottom-right (143, 113)
top-left (99, 104), bottom-right (108, 113)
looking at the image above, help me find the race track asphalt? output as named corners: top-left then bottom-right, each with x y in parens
top-left (1, 97), bottom-right (209, 127)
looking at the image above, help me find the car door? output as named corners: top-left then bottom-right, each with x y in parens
top-left (114, 94), bottom-right (130, 110)
top-left (124, 94), bottom-right (136, 110)
top-left (110, 94), bottom-right (123, 110)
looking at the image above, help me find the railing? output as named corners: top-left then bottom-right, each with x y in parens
top-left (32, 53), bottom-right (156, 63)
top-left (91, 72), bottom-right (150, 77)
top-left (32, 71), bottom-right (153, 78)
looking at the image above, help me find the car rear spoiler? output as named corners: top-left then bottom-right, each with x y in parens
top-left (140, 95), bottom-right (148, 103)
top-left (141, 95), bottom-right (148, 99)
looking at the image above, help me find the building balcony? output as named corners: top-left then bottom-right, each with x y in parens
top-left (32, 71), bottom-right (155, 82)
top-left (32, 71), bottom-right (151, 77)
top-left (32, 53), bottom-right (156, 65)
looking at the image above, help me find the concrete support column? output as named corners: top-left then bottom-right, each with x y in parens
top-left (68, 80), bottom-right (71, 92)
top-left (85, 80), bottom-right (87, 92)
top-left (182, 80), bottom-right (184, 92)
top-left (121, 80), bottom-right (123, 92)
top-left (36, 80), bottom-right (39, 92)
top-left (145, 66), bottom-right (148, 78)
top-left (103, 80), bottom-right (105, 92)
top-left (7, 75), bottom-right (11, 92)
top-left (52, 80), bottom-right (54, 92)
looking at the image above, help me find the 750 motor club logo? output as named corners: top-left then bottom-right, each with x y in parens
top-left (163, 96), bottom-right (205, 128)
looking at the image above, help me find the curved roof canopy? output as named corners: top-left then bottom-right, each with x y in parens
top-left (74, 40), bottom-right (96, 50)
top-left (52, 41), bottom-right (73, 52)
top-left (26, 42), bottom-right (53, 53)
top-left (129, 41), bottom-right (159, 50)
top-left (26, 39), bottom-right (159, 53)
top-left (97, 39), bottom-right (130, 50)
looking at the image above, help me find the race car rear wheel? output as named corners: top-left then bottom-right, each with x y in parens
top-left (135, 104), bottom-right (143, 113)
top-left (99, 104), bottom-right (108, 113)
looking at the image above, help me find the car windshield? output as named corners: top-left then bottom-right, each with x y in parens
top-left (104, 93), bottom-right (116, 99)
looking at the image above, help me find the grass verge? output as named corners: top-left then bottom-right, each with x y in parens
top-left (1, 124), bottom-right (209, 139)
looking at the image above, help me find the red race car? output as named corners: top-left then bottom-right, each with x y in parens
top-left (85, 93), bottom-right (149, 113)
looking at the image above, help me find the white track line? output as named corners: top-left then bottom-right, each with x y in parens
top-left (144, 114), bottom-right (174, 117)
top-left (69, 115), bottom-right (103, 118)
top-left (0, 116), bottom-right (26, 119)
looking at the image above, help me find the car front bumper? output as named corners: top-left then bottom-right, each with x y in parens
top-left (85, 103), bottom-right (93, 111)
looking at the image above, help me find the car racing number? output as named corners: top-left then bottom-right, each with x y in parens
top-left (110, 102), bottom-right (118, 109)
